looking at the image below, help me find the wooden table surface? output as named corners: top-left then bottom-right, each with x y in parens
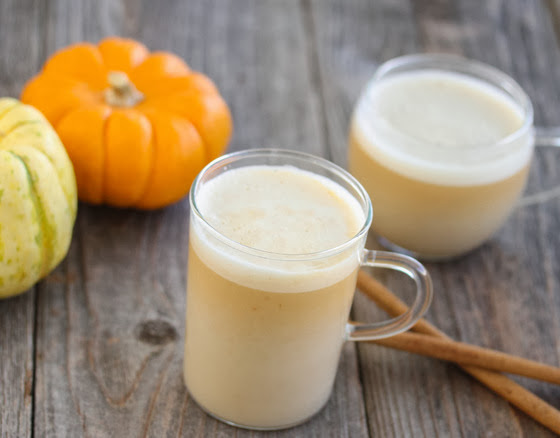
top-left (2, 1), bottom-right (560, 437)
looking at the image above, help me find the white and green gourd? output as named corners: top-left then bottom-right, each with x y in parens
top-left (0, 97), bottom-right (77, 298)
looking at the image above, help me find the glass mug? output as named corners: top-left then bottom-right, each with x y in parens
top-left (184, 149), bottom-right (433, 430)
top-left (349, 54), bottom-right (559, 260)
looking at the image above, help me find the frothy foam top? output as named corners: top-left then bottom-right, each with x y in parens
top-left (191, 165), bottom-right (366, 292)
top-left (353, 70), bottom-right (534, 185)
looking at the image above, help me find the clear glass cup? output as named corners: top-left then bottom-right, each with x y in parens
top-left (348, 54), bottom-right (560, 260)
top-left (184, 149), bottom-right (433, 430)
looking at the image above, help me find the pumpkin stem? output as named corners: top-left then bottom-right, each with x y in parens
top-left (104, 71), bottom-right (144, 107)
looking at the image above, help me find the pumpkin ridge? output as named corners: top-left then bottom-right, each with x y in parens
top-left (55, 85), bottom-right (110, 125)
top-left (133, 110), bottom-right (158, 206)
top-left (103, 110), bottom-right (153, 207)
top-left (98, 37), bottom-right (150, 74)
top-left (34, 73), bottom-right (106, 99)
top-left (101, 110), bottom-right (111, 204)
top-left (134, 110), bottom-right (206, 208)
top-left (132, 74), bottom-right (217, 100)
top-left (140, 89), bottom-right (218, 104)
top-left (53, 100), bottom-right (108, 131)
top-left (145, 87), bottom-right (218, 99)
top-left (138, 103), bottom-right (211, 164)
top-left (22, 76), bottom-right (105, 128)
top-left (6, 151), bottom-right (51, 278)
top-left (57, 105), bottom-right (111, 204)
top-left (43, 43), bottom-right (107, 88)
top-left (101, 109), bottom-right (122, 204)
top-left (34, 71), bottom-right (98, 89)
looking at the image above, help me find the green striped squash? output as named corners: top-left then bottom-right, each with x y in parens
top-left (0, 98), bottom-right (77, 298)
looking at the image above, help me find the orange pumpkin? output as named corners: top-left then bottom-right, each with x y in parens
top-left (21, 37), bottom-right (232, 209)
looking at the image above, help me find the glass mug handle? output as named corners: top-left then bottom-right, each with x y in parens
top-left (517, 127), bottom-right (560, 208)
top-left (535, 126), bottom-right (560, 148)
top-left (346, 250), bottom-right (433, 341)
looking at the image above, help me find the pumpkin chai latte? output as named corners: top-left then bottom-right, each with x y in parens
top-left (349, 67), bottom-right (534, 259)
top-left (184, 165), bottom-right (364, 429)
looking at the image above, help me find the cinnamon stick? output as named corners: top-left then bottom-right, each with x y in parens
top-left (371, 331), bottom-right (560, 384)
top-left (357, 270), bottom-right (560, 435)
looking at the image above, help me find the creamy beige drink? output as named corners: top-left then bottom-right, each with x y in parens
top-left (349, 69), bottom-right (534, 259)
top-left (184, 165), bottom-right (365, 429)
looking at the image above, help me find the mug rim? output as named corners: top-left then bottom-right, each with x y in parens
top-left (360, 53), bottom-right (534, 157)
top-left (189, 148), bottom-right (373, 261)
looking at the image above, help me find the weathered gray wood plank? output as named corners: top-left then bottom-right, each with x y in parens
top-left (0, 1), bottom-right (45, 437)
top-left (309, 0), bottom-right (560, 436)
top-left (32, 0), bottom-right (368, 437)
top-left (0, 291), bottom-right (34, 438)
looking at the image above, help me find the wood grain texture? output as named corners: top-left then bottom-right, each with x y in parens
top-left (0, 291), bottom-right (34, 438)
top-left (0, 0), bottom-right (45, 437)
top-left (309, 0), bottom-right (560, 436)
